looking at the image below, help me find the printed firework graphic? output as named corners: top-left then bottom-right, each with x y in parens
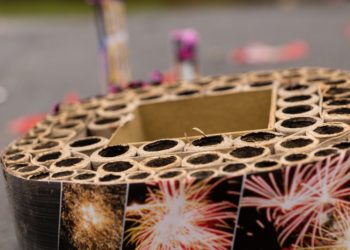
top-left (235, 152), bottom-right (350, 250)
top-left (59, 183), bottom-right (127, 250)
top-left (123, 176), bottom-right (242, 250)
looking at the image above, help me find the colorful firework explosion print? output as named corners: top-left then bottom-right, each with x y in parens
top-left (123, 176), bottom-right (243, 250)
top-left (59, 183), bottom-right (127, 250)
top-left (235, 152), bottom-right (350, 250)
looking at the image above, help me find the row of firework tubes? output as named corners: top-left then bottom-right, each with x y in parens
top-left (2, 67), bottom-right (350, 184)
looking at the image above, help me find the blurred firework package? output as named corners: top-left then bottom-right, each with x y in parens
top-left (171, 28), bottom-right (200, 81)
top-left (91, 0), bottom-right (131, 89)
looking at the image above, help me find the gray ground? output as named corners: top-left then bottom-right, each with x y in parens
top-left (1, 4), bottom-right (350, 249)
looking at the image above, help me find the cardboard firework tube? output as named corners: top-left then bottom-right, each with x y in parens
top-left (280, 152), bottom-right (312, 165)
top-left (187, 168), bottom-right (219, 180)
top-left (248, 80), bottom-right (275, 90)
top-left (88, 116), bottom-right (123, 138)
top-left (71, 170), bottom-right (98, 183)
top-left (275, 104), bottom-right (320, 120)
top-left (15, 165), bottom-right (47, 178)
top-left (277, 94), bottom-right (319, 108)
top-left (332, 141), bottom-right (350, 151)
top-left (248, 70), bottom-right (279, 82)
top-left (138, 91), bottom-right (168, 104)
top-left (50, 154), bottom-right (91, 172)
top-left (323, 107), bottom-right (350, 123)
top-left (97, 159), bottom-right (139, 175)
top-left (102, 91), bottom-right (135, 107)
top-left (233, 131), bottom-right (283, 148)
top-left (29, 140), bottom-right (63, 156)
top-left (125, 170), bottom-right (155, 183)
top-left (52, 120), bottom-right (86, 139)
top-left (182, 151), bottom-right (223, 168)
top-left (172, 87), bottom-right (202, 100)
top-left (323, 98), bottom-right (350, 109)
top-left (40, 129), bottom-right (77, 143)
top-left (96, 172), bottom-right (125, 184)
top-left (62, 110), bottom-right (95, 124)
top-left (323, 86), bottom-right (350, 98)
top-left (275, 116), bottom-right (322, 134)
top-left (137, 139), bottom-right (185, 157)
top-left (97, 102), bottom-right (134, 118)
top-left (32, 149), bottom-right (71, 168)
top-left (306, 122), bottom-right (349, 140)
top-left (311, 147), bottom-right (340, 160)
top-left (27, 170), bottom-right (50, 181)
top-left (4, 152), bottom-right (31, 166)
top-left (320, 78), bottom-right (350, 88)
top-left (185, 135), bottom-right (232, 152)
top-left (13, 138), bottom-right (39, 151)
top-left (67, 136), bottom-right (108, 156)
top-left (2, 147), bottom-right (23, 159)
top-left (7, 163), bottom-right (31, 174)
top-left (140, 155), bottom-right (182, 171)
top-left (252, 159), bottom-right (281, 172)
top-left (49, 170), bottom-right (78, 181)
top-left (226, 146), bottom-right (270, 163)
top-left (90, 144), bottom-right (137, 170)
top-left (219, 162), bottom-right (249, 176)
top-left (155, 168), bottom-right (187, 181)
top-left (275, 135), bottom-right (319, 154)
top-left (278, 83), bottom-right (318, 98)
top-left (207, 83), bottom-right (242, 96)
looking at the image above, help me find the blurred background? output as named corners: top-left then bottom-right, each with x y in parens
top-left (1, 0), bottom-right (350, 248)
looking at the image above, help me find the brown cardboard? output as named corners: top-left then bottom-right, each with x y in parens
top-left (110, 89), bottom-right (274, 145)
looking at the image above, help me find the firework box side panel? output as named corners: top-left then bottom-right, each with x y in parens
top-left (109, 89), bottom-right (274, 144)
top-left (122, 175), bottom-right (244, 249)
top-left (234, 151), bottom-right (350, 250)
top-left (3, 170), bottom-right (62, 250)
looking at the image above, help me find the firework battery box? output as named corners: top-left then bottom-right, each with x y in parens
top-left (3, 68), bottom-right (350, 250)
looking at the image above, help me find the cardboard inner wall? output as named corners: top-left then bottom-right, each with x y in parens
top-left (110, 89), bottom-right (273, 144)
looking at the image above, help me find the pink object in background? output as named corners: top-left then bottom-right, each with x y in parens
top-left (232, 40), bottom-right (309, 65)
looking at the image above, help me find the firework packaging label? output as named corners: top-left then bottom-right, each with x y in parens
top-left (234, 152), bottom-right (350, 250)
top-left (123, 175), bottom-right (243, 250)
top-left (59, 183), bottom-right (127, 250)
top-left (92, 0), bottom-right (131, 88)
